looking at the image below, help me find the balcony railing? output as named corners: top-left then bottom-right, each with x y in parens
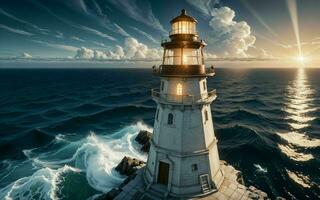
top-left (152, 65), bottom-right (215, 77)
top-left (151, 89), bottom-right (216, 105)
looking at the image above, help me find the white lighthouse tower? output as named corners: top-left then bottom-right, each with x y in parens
top-left (144, 9), bottom-right (224, 198)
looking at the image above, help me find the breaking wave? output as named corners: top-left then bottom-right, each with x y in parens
top-left (0, 122), bottom-right (150, 199)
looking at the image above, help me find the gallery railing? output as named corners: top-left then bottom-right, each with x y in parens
top-left (152, 65), bottom-right (215, 77)
top-left (151, 89), bottom-right (216, 104)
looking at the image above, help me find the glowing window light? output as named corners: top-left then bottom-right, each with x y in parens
top-left (177, 83), bottom-right (182, 95)
top-left (182, 54), bottom-right (188, 64)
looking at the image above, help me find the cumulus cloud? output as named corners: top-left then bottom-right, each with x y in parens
top-left (74, 37), bottom-right (162, 60)
top-left (187, 1), bottom-right (256, 57)
top-left (248, 46), bottom-right (273, 58)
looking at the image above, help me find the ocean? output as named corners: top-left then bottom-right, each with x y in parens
top-left (0, 68), bottom-right (319, 200)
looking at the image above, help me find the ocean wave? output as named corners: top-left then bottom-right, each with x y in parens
top-left (0, 128), bottom-right (54, 159)
top-left (286, 169), bottom-right (311, 188)
top-left (19, 122), bottom-right (149, 195)
top-left (278, 144), bottom-right (314, 162)
top-left (0, 165), bottom-right (80, 200)
top-left (48, 106), bottom-right (154, 132)
top-left (276, 132), bottom-right (320, 148)
top-left (42, 109), bottom-right (69, 119)
top-left (69, 103), bottom-right (106, 113)
top-left (216, 124), bottom-right (270, 149)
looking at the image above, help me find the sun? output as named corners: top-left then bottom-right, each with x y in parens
top-left (297, 55), bottom-right (305, 63)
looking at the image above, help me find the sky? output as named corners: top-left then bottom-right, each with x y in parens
top-left (0, 0), bottom-right (320, 67)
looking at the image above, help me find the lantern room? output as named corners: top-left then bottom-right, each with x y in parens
top-left (157, 9), bottom-right (213, 77)
top-left (170, 9), bottom-right (197, 35)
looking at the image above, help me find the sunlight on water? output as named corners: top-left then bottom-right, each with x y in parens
top-left (286, 169), bottom-right (311, 188)
top-left (285, 68), bottom-right (316, 130)
top-left (278, 68), bottom-right (319, 162)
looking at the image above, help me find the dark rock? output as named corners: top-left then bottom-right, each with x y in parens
top-left (236, 171), bottom-right (245, 185)
top-left (115, 156), bottom-right (145, 176)
top-left (95, 188), bottom-right (122, 200)
top-left (135, 130), bottom-right (152, 152)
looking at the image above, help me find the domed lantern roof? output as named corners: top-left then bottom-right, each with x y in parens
top-left (170, 9), bottom-right (198, 36)
top-left (170, 9), bottom-right (198, 24)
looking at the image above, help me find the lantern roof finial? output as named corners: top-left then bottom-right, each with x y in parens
top-left (170, 9), bottom-right (198, 24)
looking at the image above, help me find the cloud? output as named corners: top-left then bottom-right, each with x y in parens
top-left (248, 46), bottom-right (273, 58)
top-left (93, 41), bottom-right (106, 47)
top-left (74, 37), bottom-right (162, 60)
top-left (0, 24), bottom-right (34, 36)
top-left (32, 40), bottom-right (78, 52)
top-left (106, 0), bottom-right (167, 34)
top-left (187, 1), bottom-right (256, 57)
top-left (78, 25), bottom-right (116, 41)
top-left (71, 36), bottom-right (85, 42)
top-left (0, 9), bottom-right (49, 34)
top-left (130, 26), bottom-right (159, 44)
top-left (55, 31), bottom-right (64, 39)
top-left (59, 0), bottom-right (131, 37)
top-left (113, 23), bottom-right (131, 37)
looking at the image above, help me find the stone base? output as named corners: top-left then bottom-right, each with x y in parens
top-left (102, 161), bottom-right (269, 200)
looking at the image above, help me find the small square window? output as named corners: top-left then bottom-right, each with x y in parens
top-left (191, 164), bottom-right (198, 171)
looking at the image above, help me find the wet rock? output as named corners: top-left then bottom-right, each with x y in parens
top-left (115, 156), bottom-right (145, 176)
top-left (236, 171), bottom-right (245, 185)
top-left (135, 130), bottom-right (152, 152)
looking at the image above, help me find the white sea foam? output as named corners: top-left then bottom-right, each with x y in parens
top-left (253, 164), bottom-right (267, 174)
top-left (2, 122), bottom-right (150, 198)
top-left (0, 165), bottom-right (80, 200)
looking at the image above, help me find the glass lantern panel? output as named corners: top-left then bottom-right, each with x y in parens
top-left (171, 21), bottom-right (196, 35)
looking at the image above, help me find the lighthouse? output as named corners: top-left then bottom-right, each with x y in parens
top-left (144, 9), bottom-right (224, 198)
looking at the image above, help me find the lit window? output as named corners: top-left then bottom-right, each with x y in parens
top-left (168, 113), bottom-right (173, 125)
top-left (177, 83), bottom-right (182, 95)
top-left (204, 110), bottom-right (208, 121)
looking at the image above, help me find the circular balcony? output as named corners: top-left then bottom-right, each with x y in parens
top-left (151, 89), bottom-right (217, 105)
top-left (152, 65), bottom-right (215, 77)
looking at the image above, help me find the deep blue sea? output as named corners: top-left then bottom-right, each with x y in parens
top-left (0, 68), bottom-right (319, 200)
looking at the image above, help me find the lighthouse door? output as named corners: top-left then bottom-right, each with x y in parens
top-left (157, 161), bottom-right (169, 185)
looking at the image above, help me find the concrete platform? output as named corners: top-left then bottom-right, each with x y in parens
top-left (113, 161), bottom-right (269, 200)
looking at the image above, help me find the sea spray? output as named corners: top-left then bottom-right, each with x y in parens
top-left (0, 122), bottom-right (151, 199)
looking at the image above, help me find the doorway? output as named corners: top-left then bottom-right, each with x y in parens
top-left (157, 161), bottom-right (169, 185)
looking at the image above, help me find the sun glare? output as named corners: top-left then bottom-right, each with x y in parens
top-left (297, 55), bottom-right (305, 63)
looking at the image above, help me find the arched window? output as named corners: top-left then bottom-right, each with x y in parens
top-left (168, 113), bottom-right (173, 125)
top-left (156, 108), bottom-right (159, 121)
top-left (204, 110), bottom-right (209, 121)
top-left (177, 83), bottom-right (182, 95)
